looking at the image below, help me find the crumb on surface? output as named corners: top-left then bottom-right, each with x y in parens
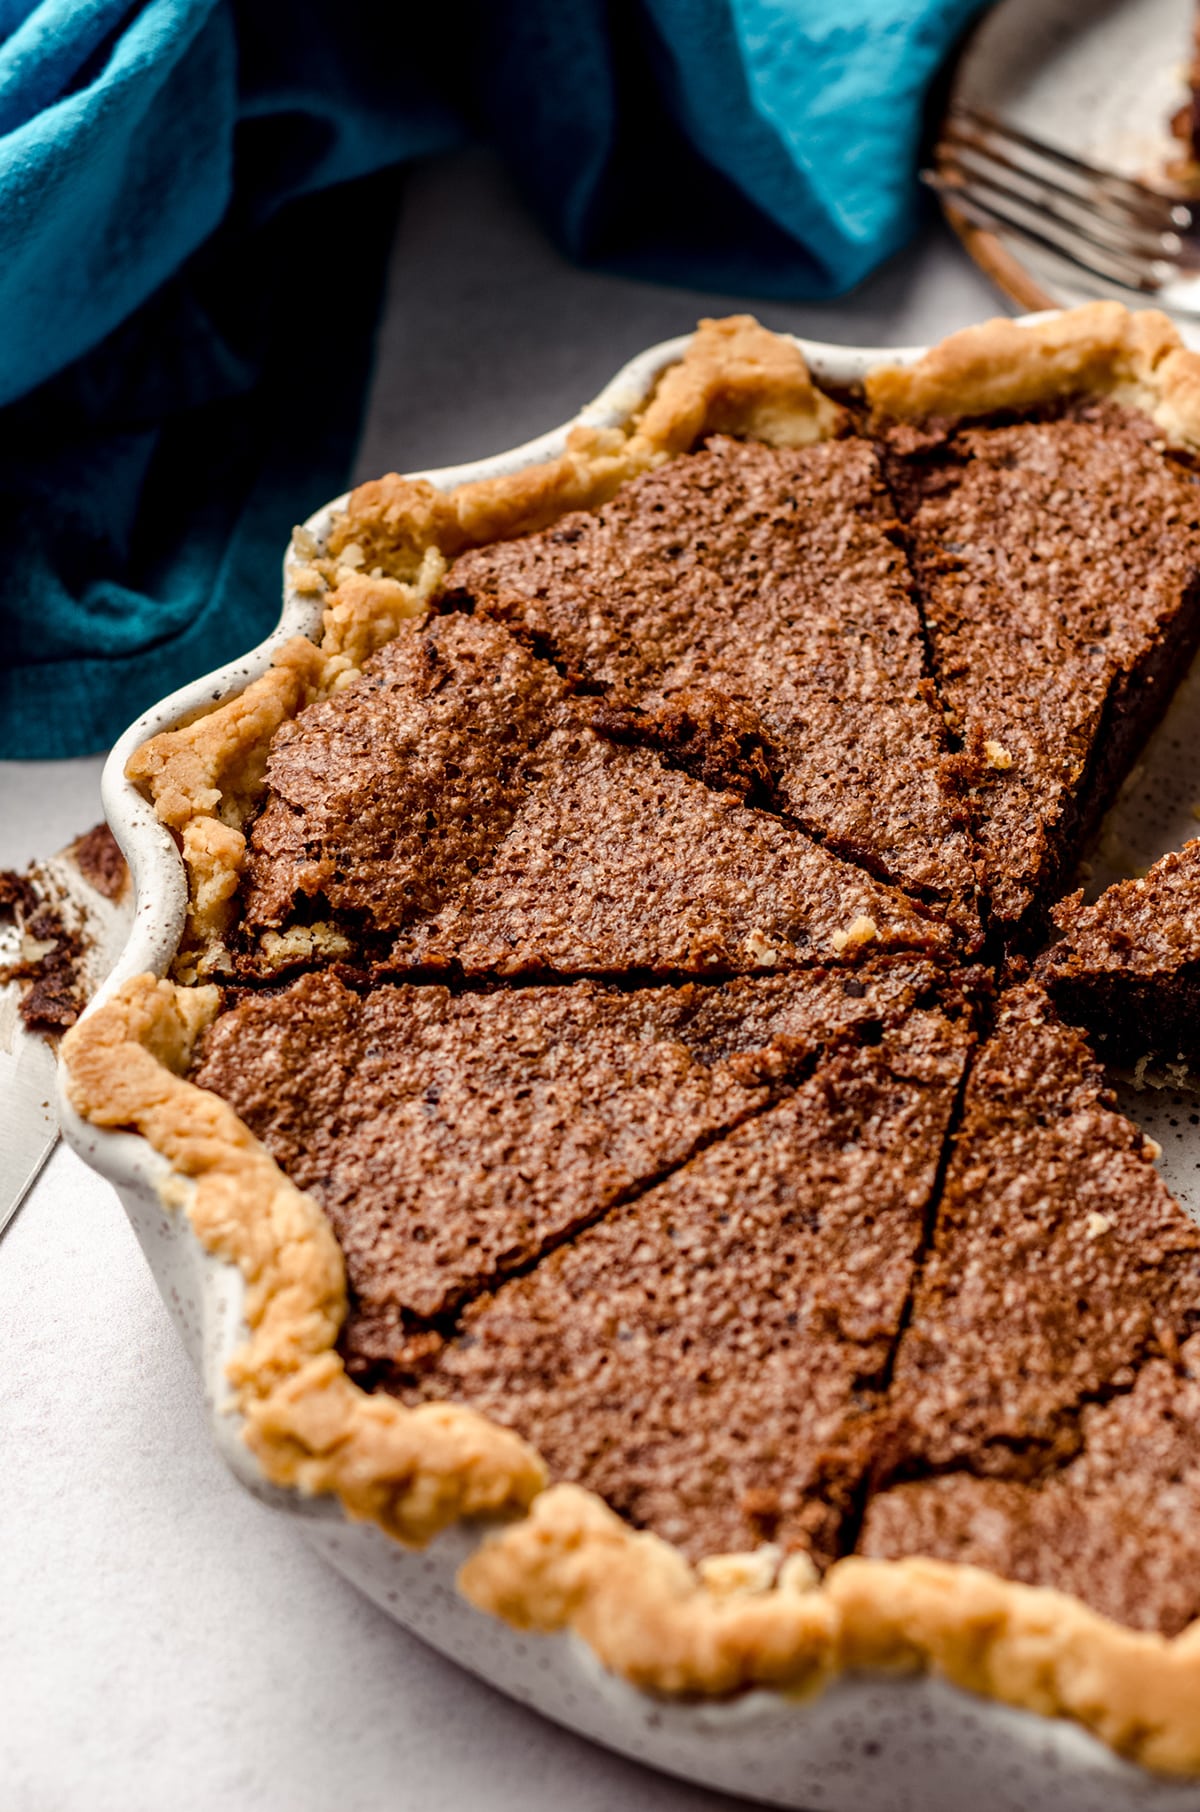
top-left (831, 915), bottom-right (878, 954)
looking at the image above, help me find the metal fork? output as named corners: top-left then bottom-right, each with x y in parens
top-left (923, 104), bottom-right (1200, 304)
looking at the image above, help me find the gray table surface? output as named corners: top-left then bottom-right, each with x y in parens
top-left (0, 150), bottom-right (1000, 1812)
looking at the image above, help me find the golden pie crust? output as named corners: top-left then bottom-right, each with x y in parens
top-left (64, 304), bottom-right (1200, 1775)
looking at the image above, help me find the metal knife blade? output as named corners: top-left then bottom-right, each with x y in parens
top-left (0, 1031), bottom-right (58, 1237)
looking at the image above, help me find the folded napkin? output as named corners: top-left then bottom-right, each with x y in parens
top-left (0, 0), bottom-right (988, 758)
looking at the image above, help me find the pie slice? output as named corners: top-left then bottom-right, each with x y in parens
top-left (876, 405), bottom-right (1200, 946)
top-left (192, 960), bottom-right (958, 1369)
top-left (443, 435), bottom-right (978, 929)
top-left (399, 1001), bottom-right (972, 1567)
top-left (1041, 838), bottom-right (1200, 1062)
top-left (238, 610), bottom-right (568, 960)
top-left (238, 607), bottom-right (954, 981)
top-left (392, 727), bottom-right (956, 978)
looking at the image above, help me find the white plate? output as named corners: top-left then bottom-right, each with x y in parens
top-left (60, 327), bottom-right (1200, 1812)
top-left (946, 0), bottom-right (1200, 341)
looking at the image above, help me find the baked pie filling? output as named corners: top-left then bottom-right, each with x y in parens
top-left (64, 306), bottom-right (1200, 1772)
top-left (1042, 835), bottom-right (1200, 1063)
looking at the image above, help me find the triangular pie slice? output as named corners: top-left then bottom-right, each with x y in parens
top-left (238, 610), bottom-right (568, 966)
top-left (395, 1000), bottom-right (972, 1568)
top-left (389, 726), bottom-right (956, 979)
top-left (878, 405), bottom-right (1200, 946)
top-left (1041, 838), bottom-right (1200, 1063)
top-left (443, 435), bottom-right (978, 933)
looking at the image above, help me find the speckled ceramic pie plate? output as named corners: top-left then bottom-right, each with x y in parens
top-left (59, 322), bottom-right (1200, 1812)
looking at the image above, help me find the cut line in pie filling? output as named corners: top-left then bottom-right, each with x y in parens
top-left (190, 323), bottom-right (1200, 1640)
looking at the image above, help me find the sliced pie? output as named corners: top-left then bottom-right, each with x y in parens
top-left (192, 959), bottom-right (968, 1375)
top-left (399, 996), bottom-right (972, 1567)
top-left (876, 982), bottom-right (1200, 1479)
top-left (237, 616), bottom-right (955, 982)
top-left (444, 434), bottom-right (978, 927)
top-left (65, 305), bottom-right (1200, 1775)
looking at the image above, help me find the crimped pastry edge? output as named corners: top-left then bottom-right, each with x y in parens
top-left (62, 971), bottom-right (1200, 1775)
top-left (65, 304), bottom-right (1200, 1774)
top-left (866, 299), bottom-right (1200, 447)
top-left (61, 975), bottom-right (548, 1541)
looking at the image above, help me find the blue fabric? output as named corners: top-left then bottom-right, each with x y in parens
top-left (0, 0), bottom-right (990, 758)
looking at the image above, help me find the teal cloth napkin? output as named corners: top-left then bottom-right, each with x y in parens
top-left (0, 0), bottom-right (989, 757)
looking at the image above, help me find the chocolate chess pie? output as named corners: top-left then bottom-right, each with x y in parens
top-left (66, 305), bottom-right (1200, 1775)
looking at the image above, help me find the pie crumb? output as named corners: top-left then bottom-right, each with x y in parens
top-left (698, 1547), bottom-right (781, 1596)
top-left (743, 928), bottom-right (778, 966)
top-left (831, 914), bottom-right (878, 954)
top-left (289, 564), bottom-right (326, 597)
top-left (778, 1551), bottom-right (820, 1594)
top-left (260, 922), bottom-right (352, 966)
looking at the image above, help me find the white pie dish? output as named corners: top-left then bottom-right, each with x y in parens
top-left (58, 324), bottom-right (1200, 1812)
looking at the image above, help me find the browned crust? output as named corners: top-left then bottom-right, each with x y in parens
top-left (64, 974), bottom-right (1200, 1773)
top-left (324, 312), bottom-right (845, 580)
top-left (69, 305), bottom-right (1200, 1772)
top-left (866, 300), bottom-right (1200, 449)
